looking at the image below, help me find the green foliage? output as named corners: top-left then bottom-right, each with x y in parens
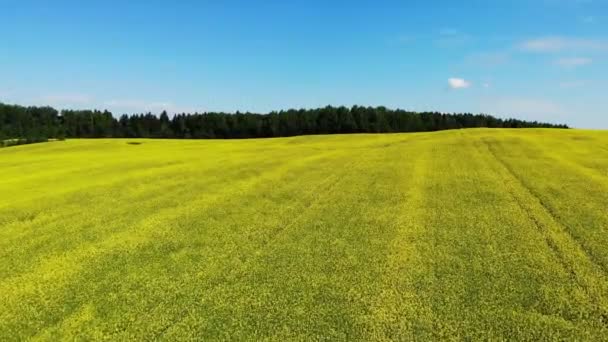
top-left (0, 102), bottom-right (568, 143)
top-left (0, 129), bottom-right (606, 340)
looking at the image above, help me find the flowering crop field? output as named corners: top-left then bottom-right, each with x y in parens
top-left (1, 129), bottom-right (608, 340)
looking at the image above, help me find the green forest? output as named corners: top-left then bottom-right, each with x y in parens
top-left (0, 102), bottom-right (567, 145)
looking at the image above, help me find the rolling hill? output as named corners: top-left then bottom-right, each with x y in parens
top-left (1, 128), bottom-right (607, 340)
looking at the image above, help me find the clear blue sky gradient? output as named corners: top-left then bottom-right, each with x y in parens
top-left (1, 0), bottom-right (607, 127)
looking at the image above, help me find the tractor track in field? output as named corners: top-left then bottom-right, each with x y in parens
top-left (6, 131), bottom-right (608, 339)
top-left (152, 151), bottom-right (360, 339)
top-left (518, 135), bottom-right (608, 187)
top-left (480, 138), bottom-right (608, 325)
top-left (482, 138), bottom-right (608, 275)
top-left (20, 150), bottom-right (342, 340)
top-left (242, 157), bottom-right (356, 256)
top-left (365, 142), bottom-right (431, 340)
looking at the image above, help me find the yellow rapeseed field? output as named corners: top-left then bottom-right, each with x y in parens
top-left (1, 128), bottom-right (607, 340)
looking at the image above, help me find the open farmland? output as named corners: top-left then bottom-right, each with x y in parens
top-left (1, 128), bottom-right (608, 340)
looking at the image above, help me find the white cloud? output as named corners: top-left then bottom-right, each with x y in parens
top-left (504, 99), bottom-right (564, 116)
top-left (466, 52), bottom-right (510, 66)
top-left (544, 0), bottom-right (593, 5)
top-left (482, 83), bottom-right (491, 88)
top-left (105, 99), bottom-right (173, 111)
top-left (0, 90), bottom-right (11, 101)
top-left (396, 35), bottom-right (416, 44)
top-left (435, 29), bottom-right (472, 46)
top-left (559, 80), bottom-right (586, 88)
top-left (581, 16), bottom-right (594, 23)
top-left (386, 35), bottom-right (417, 46)
top-left (479, 97), bottom-right (567, 122)
top-left (520, 37), bottom-right (608, 52)
top-left (103, 99), bottom-right (196, 114)
top-left (448, 78), bottom-right (471, 89)
top-left (439, 28), bottom-right (459, 36)
top-left (40, 94), bottom-right (92, 106)
top-left (554, 57), bottom-right (592, 67)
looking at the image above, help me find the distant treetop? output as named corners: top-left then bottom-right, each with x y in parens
top-left (0, 103), bottom-right (568, 142)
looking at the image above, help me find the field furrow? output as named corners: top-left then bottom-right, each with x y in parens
top-left (484, 137), bottom-right (608, 274)
top-left (480, 139), bottom-right (608, 328)
top-left (1, 129), bottom-right (607, 340)
top-left (367, 154), bottom-right (436, 339)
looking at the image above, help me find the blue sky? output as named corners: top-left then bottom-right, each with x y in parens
top-left (1, 0), bottom-right (607, 127)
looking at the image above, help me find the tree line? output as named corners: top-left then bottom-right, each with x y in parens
top-left (0, 102), bottom-right (568, 143)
